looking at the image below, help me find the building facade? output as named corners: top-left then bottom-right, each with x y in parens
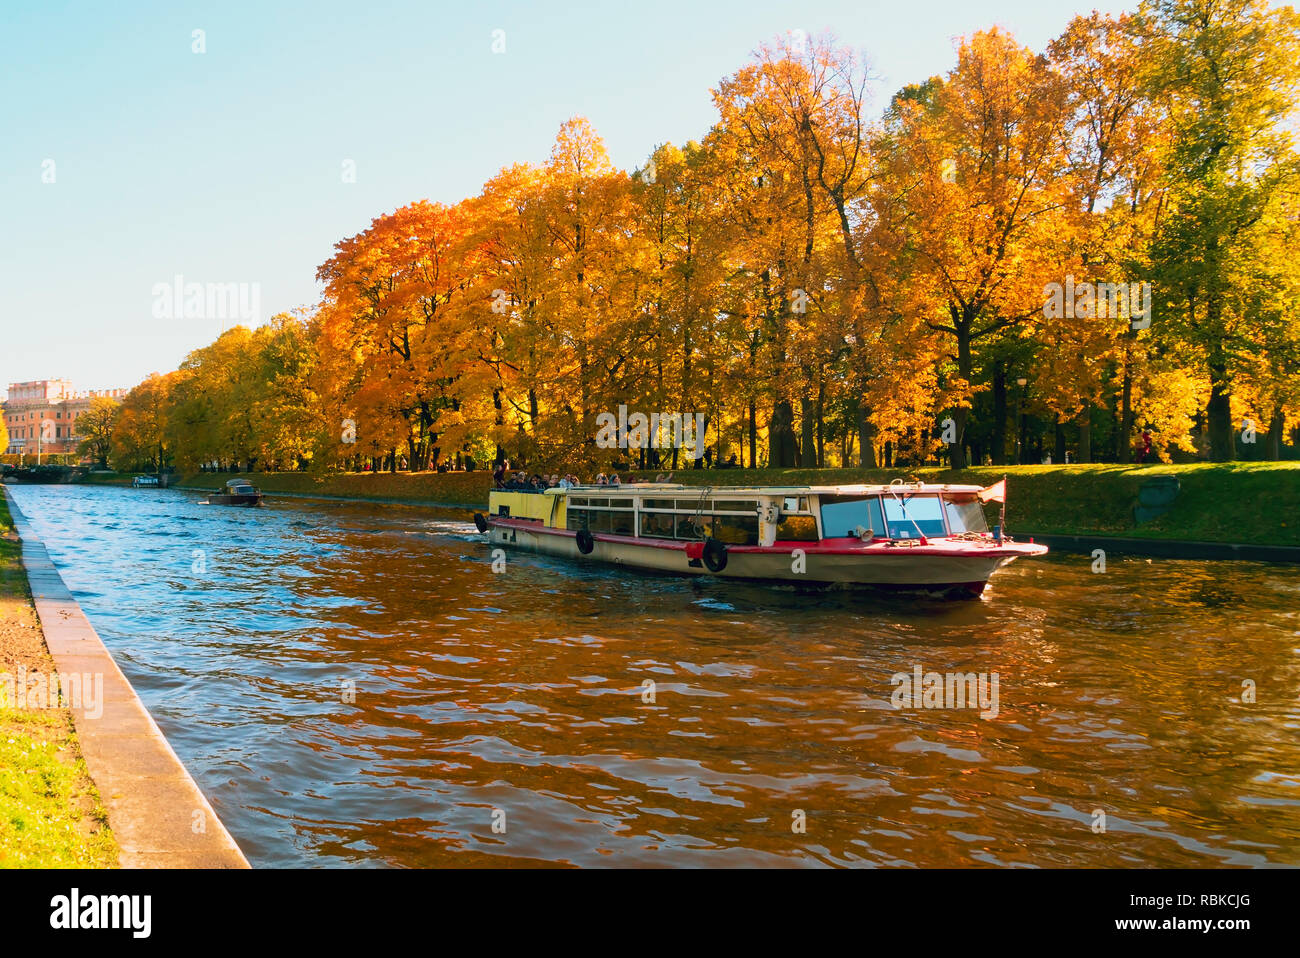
top-left (3, 380), bottom-right (127, 458)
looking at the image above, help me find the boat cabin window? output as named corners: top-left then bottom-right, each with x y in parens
top-left (819, 496), bottom-right (885, 538)
top-left (639, 511), bottom-right (676, 539)
top-left (882, 494), bottom-right (947, 539)
top-left (675, 514), bottom-right (711, 540)
top-left (711, 513), bottom-right (760, 546)
top-left (775, 514), bottom-right (819, 541)
top-left (567, 506), bottom-right (634, 536)
top-left (634, 496), bottom-right (760, 545)
top-left (943, 497), bottom-right (989, 534)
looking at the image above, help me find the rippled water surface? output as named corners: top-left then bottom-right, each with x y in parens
top-left (7, 483), bottom-right (1300, 867)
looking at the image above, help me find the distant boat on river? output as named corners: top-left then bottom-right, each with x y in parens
top-left (131, 473), bottom-right (176, 488)
top-left (202, 478), bottom-right (264, 507)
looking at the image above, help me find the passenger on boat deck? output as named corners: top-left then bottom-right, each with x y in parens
top-left (595, 473), bottom-right (608, 485)
top-left (654, 472), bottom-right (674, 483)
top-left (609, 473), bottom-right (621, 486)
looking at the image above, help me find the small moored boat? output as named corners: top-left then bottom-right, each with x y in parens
top-left (474, 479), bottom-right (1046, 598)
top-left (131, 475), bottom-right (160, 488)
top-left (202, 478), bottom-right (264, 507)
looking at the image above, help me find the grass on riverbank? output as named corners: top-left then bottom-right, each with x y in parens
top-left (0, 495), bottom-right (117, 868)
top-left (80, 460), bottom-right (1299, 546)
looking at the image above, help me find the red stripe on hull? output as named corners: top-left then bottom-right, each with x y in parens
top-left (486, 516), bottom-right (1045, 561)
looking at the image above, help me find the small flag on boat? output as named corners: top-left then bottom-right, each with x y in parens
top-left (977, 478), bottom-right (1007, 504)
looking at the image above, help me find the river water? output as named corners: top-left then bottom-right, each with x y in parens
top-left (6, 483), bottom-right (1299, 867)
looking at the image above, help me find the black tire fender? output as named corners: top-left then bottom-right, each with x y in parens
top-left (473, 512), bottom-right (488, 533)
top-left (702, 537), bottom-right (728, 573)
top-left (575, 529), bottom-right (595, 555)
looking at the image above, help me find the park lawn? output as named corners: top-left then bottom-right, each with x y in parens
top-left (0, 494), bottom-right (117, 868)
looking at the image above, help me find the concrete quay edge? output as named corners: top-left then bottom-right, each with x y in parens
top-left (3, 487), bottom-right (249, 868)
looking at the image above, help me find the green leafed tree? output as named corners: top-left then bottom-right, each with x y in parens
top-left (1144, 0), bottom-right (1300, 460)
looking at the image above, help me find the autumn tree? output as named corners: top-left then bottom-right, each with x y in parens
top-left (709, 34), bottom-right (883, 466)
top-left (1042, 12), bottom-right (1169, 462)
top-left (112, 15), bottom-right (1300, 473)
top-left (1144, 0), bottom-right (1300, 460)
top-left (75, 396), bottom-right (120, 468)
top-left (878, 29), bottom-right (1076, 467)
top-left (315, 200), bottom-right (477, 471)
top-left (111, 373), bottom-right (174, 472)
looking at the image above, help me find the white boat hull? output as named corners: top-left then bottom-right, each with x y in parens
top-left (487, 520), bottom-right (1037, 595)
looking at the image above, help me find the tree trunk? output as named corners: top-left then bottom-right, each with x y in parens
top-left (1268, 409), bottom-right (1284, 461)
top-left (991, 363), bottom-right (1007, 465)
top-left (1119, 352), bottom-right (1134, 463)
top-left (950, 311), bottom-right (973, 469)
top-left (856, 402), bottom-right (877, 469)
top-left (1206, 352), bottom-right (1234, 462)
top-left (769, 399), bottom-right (798, 468)
top-left (815, 378), bottom-right (825, 469)
top-left (799, 396), bottom-right (816, 468)
top-left (1078, 413), bottom-right (1092, 464)
top-left (748, 399), bottom-right (757, 468)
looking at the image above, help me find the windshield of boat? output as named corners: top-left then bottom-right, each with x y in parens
top-left (881, 494), bottom-right (947, 539)
top-left (819, 496), bottom-right (885, 538)
top-left (943, 497), bottom-right (989, 534)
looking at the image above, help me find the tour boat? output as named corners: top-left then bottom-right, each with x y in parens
top-left (474, 479), bottom-right (1047, 598)
top-left (202, 479), bottom-right (264, 507)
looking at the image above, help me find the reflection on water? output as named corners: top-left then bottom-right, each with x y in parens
top-left (7, 483), bottom-right (1300, 867)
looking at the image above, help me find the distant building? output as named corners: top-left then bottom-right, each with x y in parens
top-left (3, 380), bottom-right (128, 457)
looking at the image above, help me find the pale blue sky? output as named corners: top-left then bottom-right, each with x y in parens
top-left (0, 0), bottom-right (1136, 395)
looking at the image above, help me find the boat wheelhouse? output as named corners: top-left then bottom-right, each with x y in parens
top-left (475, 480), bottom-right (1046, 597)
top-left (202, 478), bottom-right (264, 507)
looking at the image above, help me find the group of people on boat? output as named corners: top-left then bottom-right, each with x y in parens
top-left (493, 460), bottom-right (676, 492)
top-left (498, 471), bottom-right (580, 492)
